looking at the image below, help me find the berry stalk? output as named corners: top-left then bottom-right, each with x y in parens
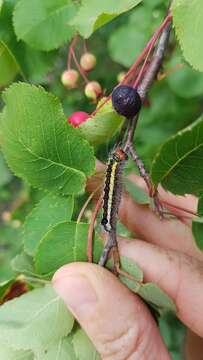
top-left (91, 13), bottom-right (172, 118)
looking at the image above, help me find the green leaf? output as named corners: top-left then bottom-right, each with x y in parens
top-left (71, 0), bottom-right (143, 38)
top-left (119, 275), bottom-right (141, 293)
top-left (72, 329), bottom-right (100, 360)
top-left (0, 285), bottom-right (74, 352)
top-left (120, 256), bottom-right (143, 282)
top-left (172, 0), bottom-right (203, 72)
top-left (138, 283), bottom-right (176, 314)
top-left (123, 178), bottom-right (150, 204)
top-left (109, 23), bottom-right (147, 68)
top-left (0, 0), bottom-right (3, 13)
top-left (192, 196), bottom-right (203, 251)
top-left (107, 256), bottom-right (144, 293)
top-left (134, 80), bottom-right (199, 163)
top-left (23, 194), bottom-right (74, 256)
top-left (119, 256), bottom-right (142, 293)
top-left (107, 256), bottom-right (144, 283)
top-left (1, 83), bottom-right (95, 195)
top-left (36, 337), bottom-right (76, 360)
top-left (0, 224), bottom-right (22, 283)
top-left (114, 257), bottom-right (175, 314)
top-left (0, 344), bottom-right (34, 360)
top-left (145, 0), bottom-right (168, 8)
top-left (151, 115), bottom-right (203, 196)
top-left (11, 252), bottom-right (36, 276)
top-left (13, 0), bottom-right (77, 51)
top-left (0, 0), bottom-right (54, 82)
top-left (159, 312), bottom-right (186, 358)
top-left (0, 279), bottom-right (13, 299)
top-left (16, 43), bottom-right (57, 83)
top-left (35, 222), bottom-right (103, 276)
top-left (0, 40), bottom-right (19, 86)
top-left (79, 99), bottom-right (124, 145)
top-left (192, 217), bottom-right (203, 251)
top-left (0, 151), bottom-right (11, 187)
top-left (166, 52), bottom-right (203, 99)
top-left (197, 195), bottom-right (203, 216)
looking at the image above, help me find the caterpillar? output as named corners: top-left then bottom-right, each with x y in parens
top-left (101, 148), bottom-right (128, 232)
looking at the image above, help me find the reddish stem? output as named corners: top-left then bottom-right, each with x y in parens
top-left (131, 13), bottom-right (172, 88)
top-left (161, 199), bottom-right (197, 218)
top-left (67, 36), bottom-right (78, 70)
top-left (91, 95), bottom-right (111, 117)
top-left (133, 46), bottom-right (154, 88)
top-left (87, 196), bottom-right (103, 263)
top-left (70, 47), bottom-right (89, 83)
top-left (77, 185), bottom-right (101, 224)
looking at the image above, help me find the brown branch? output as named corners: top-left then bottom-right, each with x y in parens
top-left (137, 21), bottom-right (172, 100)
top-left (98, 11), bottom-right (172, 267)
top-left (98, 230), bottom-right (117, 267)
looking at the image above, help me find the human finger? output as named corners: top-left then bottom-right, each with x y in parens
top-left (119, 237), bottom-right (203, 337)
top-left (52, 262), bottom-right (170, 360)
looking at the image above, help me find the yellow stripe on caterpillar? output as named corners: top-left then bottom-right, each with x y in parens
top-left (101, 148), bottom-right (128, 232)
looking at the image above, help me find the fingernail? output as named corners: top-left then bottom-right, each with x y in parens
top-left (53, 274), bottom-right (98, 319)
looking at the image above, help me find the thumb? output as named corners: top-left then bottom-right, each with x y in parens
top-left (52, 262), bottom-right (170, 360)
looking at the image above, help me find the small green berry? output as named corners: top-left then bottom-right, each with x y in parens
top-left (85, 81), bottom-right (102, 100)
top-left (80, 52), bottom-right (96, 72)
top-left (61, 69), bottom-right (79, 88)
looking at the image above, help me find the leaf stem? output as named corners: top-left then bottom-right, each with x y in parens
top-left (87, 196), bottom-right (102, 263)
top-left (67, 36), bottom-right (78, 69)
top-left (70, 47), bottom-right (89, 83)
top-left (77, 185), bottom-right (101, 224)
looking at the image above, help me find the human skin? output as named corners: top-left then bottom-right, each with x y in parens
top-left (52, 169), bottom-right (203, 359)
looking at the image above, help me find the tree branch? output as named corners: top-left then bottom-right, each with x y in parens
top-left (98, 11), bottom-right (172, 267)
top-left (137, 21), bottom-right (171, 100)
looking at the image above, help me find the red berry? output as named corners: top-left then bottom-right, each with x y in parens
top-left (85, 81), bottom-right (102, 100)
top-left (80, 52), bottom-right (96, 72)
top-left (61, 69), bottom-right (79, 88)
top-left (68, 111), bottom-right (89, 127)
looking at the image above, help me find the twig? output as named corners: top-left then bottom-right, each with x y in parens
top-left (98, 11), bottom-right (172, 267)
top-left (98, 230), bottom-right (117, 267)
top-left (137, 21), bottom-right (172, 100)
top-left (129, 145), bottom-right (153, 195)
top-left (123, 115), bottom-right (139, 152)
top-left (115, 119), bottom-right (128, 146)
top-left (128, 145), bottom-right (163, 219)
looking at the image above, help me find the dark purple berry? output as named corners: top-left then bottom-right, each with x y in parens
top-left (112, 85), bottom-right (142, 118)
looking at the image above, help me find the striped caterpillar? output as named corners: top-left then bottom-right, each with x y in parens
top-left (101, 148), bottom-right (128, 232)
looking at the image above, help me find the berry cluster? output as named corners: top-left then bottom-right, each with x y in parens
top-left (61, 38), bottom-right (102, 101)
top-left (63, 31), bottom-right (147, 128)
